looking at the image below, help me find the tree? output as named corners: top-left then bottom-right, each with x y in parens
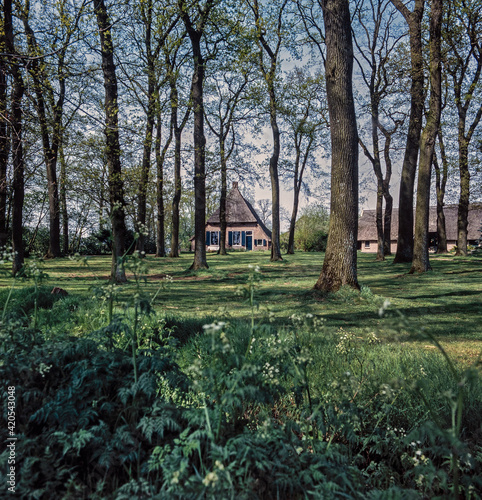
top-left (314, 0), bottom-right (359, 292)
top-left (155, 93), bottom-right (171, 258)
top-left (4, 0), bottom-right (25, 275)
top-left (178, 0), bottom-right (218, 270)
top-left (433, 134), bottom-right (448, 252)
top-left (164, 36), bottom-right (192, 258)
top-left (354, 0), bottom-right (406, 261)
top-left (286, 203), bottom-right (329, 252)
top-left (134, 0), bottom-right (157, 256)
top-left (16, 0), bottom-right (86, 258)
top-left (128, 0), bottom-right (180, 256)
top-left (93, 0), bottom-right (128, 282)
top-left (433, 95), bottom-right (450, 253)
top-left (410, 0), bottom-right (442, 273)
top-left (279, 67), bottom-right (328, 255)
top-left (204, 41), bottom-right (257, 256)
top-left (390, 0), bottom-right (425, 263)
top-left (247, 0), bottom-right (291, 262)
top-left (0, 8), bottom-right (9, 248)
top-left (444, 0), bottom-right (482, 256)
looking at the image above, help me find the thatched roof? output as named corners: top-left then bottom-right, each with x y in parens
top-left (207, 182), bottom-right (272, 238)
top-left (358, 203), bottom-right (482, 241)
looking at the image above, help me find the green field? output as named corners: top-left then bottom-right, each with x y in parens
top-left (3, 250), bottom-right (480, 362)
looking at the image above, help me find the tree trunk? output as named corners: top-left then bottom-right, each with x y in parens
top-left (0, 32), bottom-right (9, 249)
top-left (315, 0), bottom-right (359, 292)
top-left (190, 39), bottom-right (209, 270)
top-left (456, 140), bottom-right (470, 256)
top-left (181, 6), bottom-right (211, 270)
top-left (383, 187), bottom-right (393, 256)
top-left (410, 0), bottom-right (442, 274)
top-left (218, 132), bottom-right (228, 256)
top-left (59, 142), bottom-right (69, 255)
top-left (156, 105), bottom-right (169, 258)
top-left (268, 83), bottom-right (283, 262)
top-left (170, 127), bottom-right (182, 258)
top-left (375, 179), bottom-right (384, 261)
top-left (391, 0), bottom-right (425, 263)
top-left (94, 0), bottom-right (127, 282)
top-left (136, 106), bottom-right (154, 255)
top-left (433, 144), bottom-right (447, 253)
top-left (166, 49), bottom-right (191, 259)
top-left (382, 129), bottom-right (394, 256)
top-left (136, 1), bottom-right (155, 256)
top-left (287, 138), bottom-right (304, 255)
top-left (250, 0), bottom-right (286, 262)
top-left (4, 0), bottom-right (24, 275)
top-left (287, 187), bottom-right (300, 255)
top-left (21, 14), bottom-right (61, 259)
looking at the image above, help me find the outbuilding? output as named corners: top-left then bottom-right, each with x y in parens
top-left (357, 203), bottom-right (482, 253)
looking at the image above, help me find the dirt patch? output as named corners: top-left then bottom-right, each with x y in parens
top-left (146, 274), bottom-right (168, 280)
top-left (68, 274), bottom-right (111, 280)
top-left (146, 273), bottom-right (212, 282)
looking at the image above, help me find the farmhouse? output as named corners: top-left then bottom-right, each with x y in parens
top-left (358, 203), bottom-right (482, 253)
top-left (197, 182), bottom-right (272, 252)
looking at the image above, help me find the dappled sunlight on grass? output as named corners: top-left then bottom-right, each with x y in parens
top-left (1, 251), bottom-right (480, 358)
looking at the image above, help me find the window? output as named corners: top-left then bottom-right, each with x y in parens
top-left (232, 231), bottom-right (241, 245)
top-left (211, 231), bottom-right (219, 245)
top-left (255, 239), bottom-right (263, 246)
top-left (365, 241), bottom-right (370, 249)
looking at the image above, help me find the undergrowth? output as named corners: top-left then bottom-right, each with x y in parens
top-left (0, 254), bottom-right (481, 498)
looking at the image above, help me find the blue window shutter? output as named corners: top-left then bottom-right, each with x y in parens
top-left (242, 231), bottom-right (246, 246)
top-left (228, 231), bottom-right (232, 246)
top-left (206, 231), bottom-right (211, 245)
top-left (263, 239), bottom-right (266, 246)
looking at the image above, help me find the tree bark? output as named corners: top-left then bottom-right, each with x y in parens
top-left (268, 83), bottom-right (283, 262)
top-left (156, 104), bottom-right (170, 258)
top-left (59, 142), bottom-right (69, 255)
top-left (287, 186), bottom-right (300, 255)
top-left (218, 131), bottom-right (228, 256)
top-left (4, 0), bottom-right (24, 275)
top-left (94, 0), bottom-right (127, 282)
top-left (189, 35), bottom-right (209, 269)
top-left (287, 133), bottom-right (312, 255)
top-left (383, 188), bottom-right (393, 255)
top-left (433, 139), bottom-right (447, 253)
top-left (315, 0), bottom-right (359, 292)
top-left (170, 125), bottom-right (182, 258)
top-left (381, 126), bottom-right (394, 256)
top-left (391, 0), bottom-right (425, 263)
top-left (410, 0), bottom-right (442, 274)
top-left (0, 21), bottom-right (9, 249)
top-left (456, 140), bottom-right (470, 255)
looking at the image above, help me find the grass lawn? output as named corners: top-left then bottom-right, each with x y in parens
top-left (1, 250), bottom-right (480, 365)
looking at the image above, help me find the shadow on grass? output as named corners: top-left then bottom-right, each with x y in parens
top-left (403, 289), bottom-right (482, 300)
